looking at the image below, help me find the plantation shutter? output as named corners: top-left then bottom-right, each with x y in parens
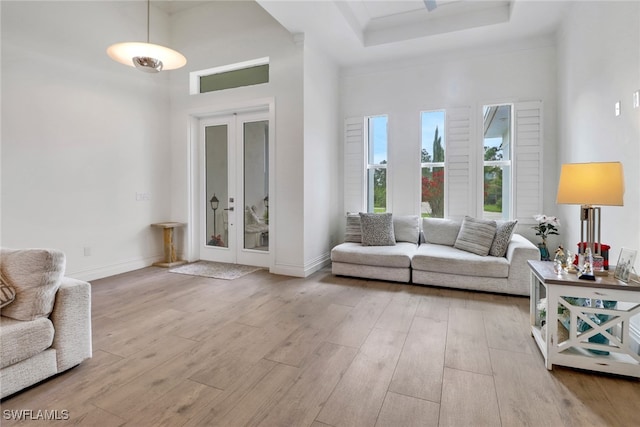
top-left (446, 107), bottom-right (472, 219)
top-left (344, 117), bottom-right (364, 213)
top-left (513, 101), bottom-right (543, 224)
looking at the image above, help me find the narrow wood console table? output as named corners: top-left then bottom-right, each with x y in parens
top-left (151, 222), bottom-right (187, 268)
top-left (528, 260), bottom-right (640, 378)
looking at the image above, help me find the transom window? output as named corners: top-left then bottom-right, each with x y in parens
top-left (190, 57), bottom-right (269, 95)
top-left (421, 111), bottom-right (445, 218)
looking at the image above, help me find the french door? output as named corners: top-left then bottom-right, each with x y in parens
top-left (199, 111), bottom-right (270, 267)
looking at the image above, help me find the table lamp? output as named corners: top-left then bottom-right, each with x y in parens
top-left (556, 162), bottom-right (624, 256)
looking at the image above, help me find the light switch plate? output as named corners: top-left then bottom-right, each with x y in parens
top-left (633, 90), bottom-right (639, 109)
top-left (615, 101), bottom-right (621, 116)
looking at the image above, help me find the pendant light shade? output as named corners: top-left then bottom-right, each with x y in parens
top-left (107, 42), bottom-right (186, 72)
top-left (107, 0), bottom-right (186, 73)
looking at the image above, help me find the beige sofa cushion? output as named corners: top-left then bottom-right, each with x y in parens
top-left (0, 248), bottom-right (65, 321)
top-left (331, 242), bottom-right (417, 268)
top-left (412, 243), bottom-right (509, 278)
top-left (423, 218), bottom-right (461, 246)
top-left (393, 215), bottom-right (420, 244)
top-left (0, 316), bottom-right (55, 368)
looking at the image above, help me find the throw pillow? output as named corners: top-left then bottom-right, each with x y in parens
top-left (423, 218), bottom-right (462, 246)
top-left (0, 248), bottom-right (66, 321)
top-left (345, 212), bottom-right (362, 243)
top-left (393, 215), bottom-right (420, 244)
top-left (359, 212), bottom-right (396, 246)
top-left (0, 271), bottom-right (16, 308)
top-left (454, 216), bottom-right (497, 256)
top-left (489, 220), bottom-right (518, 257)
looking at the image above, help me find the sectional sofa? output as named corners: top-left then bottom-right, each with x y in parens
top-left (331, 214), bottom-right (540, 296)
top-left (0, 248), bottom-right (92, 398)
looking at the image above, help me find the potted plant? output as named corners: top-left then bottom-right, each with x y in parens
top-left (532, 214), bottom-right (560, 261)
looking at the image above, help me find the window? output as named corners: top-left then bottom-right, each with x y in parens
top-left (421, 111), bottom-right (445, 218)
top-left (365, 115), bottom-right (388, 213)
top-left (190, 57), bottom-right (269, 95)
top-left (482, 104), bottom-right (513, 220)
top-left (200, 64), bottom-right (268, 93)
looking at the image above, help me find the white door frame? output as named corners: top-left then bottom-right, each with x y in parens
top-left (186, 98), bottom-right (275, 270)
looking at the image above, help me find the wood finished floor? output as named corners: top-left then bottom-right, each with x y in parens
top-left (2, 266), bottom-right (639, 426)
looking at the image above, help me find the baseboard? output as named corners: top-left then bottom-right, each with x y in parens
top-left (303, 252), bottom-right (331, 276)
top-left (271, 252), bottom-right (331, 278)
top-left (66, 255), bottom-right (163, 281)
top-left (271, 263), bottom-right (306, 277)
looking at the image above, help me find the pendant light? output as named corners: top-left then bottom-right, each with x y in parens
top-left (107, 0), bottom-right (186, 73)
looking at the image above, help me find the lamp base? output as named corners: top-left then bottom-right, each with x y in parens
top-left (580, 205), bottom-right (601, 256)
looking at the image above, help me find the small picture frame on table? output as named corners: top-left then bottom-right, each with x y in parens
top-left (614, 248), bottom-right (637, 283)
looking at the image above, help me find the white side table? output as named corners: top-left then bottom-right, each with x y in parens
top-left (529, 260), bottom-right (640, 378)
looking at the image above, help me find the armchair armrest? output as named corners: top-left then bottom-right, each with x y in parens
top-left (50, 277), bottom-right (92, 372)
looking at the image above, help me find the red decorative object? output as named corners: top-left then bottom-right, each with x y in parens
top-left (577, 242), bottom-right (610, 269)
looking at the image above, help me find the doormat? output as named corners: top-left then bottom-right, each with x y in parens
top-left (169, 261), bottom-right (262, 280)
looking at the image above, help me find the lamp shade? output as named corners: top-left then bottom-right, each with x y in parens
top-left (107, 42), bottom-right (187, 71)
top-left (556, 162), bottom-right (624, 206)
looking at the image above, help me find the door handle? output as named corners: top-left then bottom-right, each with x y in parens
top-left (224, 207), bottom-right (234, 212)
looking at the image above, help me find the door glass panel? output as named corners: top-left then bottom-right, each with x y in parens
top-left (243, 120), bottom-right (269, 251)
top-left (205, 125), bottom-right (228, 248)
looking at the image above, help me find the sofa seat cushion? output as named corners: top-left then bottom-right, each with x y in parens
top-left (331, 242), bottom-right (417, 268)
top-left (0, 316), bottom-right (54, 368)
top-left (412, 243), bottom-right (509, 278)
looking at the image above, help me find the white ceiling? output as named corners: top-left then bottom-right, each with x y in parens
top-left (257, 0), bottom-right (571, 67)
top-left (155, 0), bottom-right (571, 67)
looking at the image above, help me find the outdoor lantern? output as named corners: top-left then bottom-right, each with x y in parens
top-left (210, 194), bottom-right (220, 211)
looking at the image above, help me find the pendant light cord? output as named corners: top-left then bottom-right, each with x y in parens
top-left (146, 0), bottom-right (150, 43)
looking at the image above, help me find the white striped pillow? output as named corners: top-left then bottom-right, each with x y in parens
top-left (454, 216), bottom-right (497, 256)
top-left (345, 212), bottom-right (362, 243)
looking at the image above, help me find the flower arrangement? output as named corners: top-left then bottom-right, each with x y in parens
top-left (532, 214), bottom-right (560, 244)
top-left (532, 214), bottom-right (559, 260)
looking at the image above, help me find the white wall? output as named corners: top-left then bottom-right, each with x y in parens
top-left (1, 1), bottom-right (173, 280)
top-left (557, 0), bottom-right (640, 272)
top-left (340, 39), bottom-right (558, 244)
top-left (302, 43), bottom-right (341, 274)
top-left (167, 1), bottom-right (306, 275)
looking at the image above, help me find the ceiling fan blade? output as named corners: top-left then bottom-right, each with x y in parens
top-left (424, 0), bottom-right (437, 12)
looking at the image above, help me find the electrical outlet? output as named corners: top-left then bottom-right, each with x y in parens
top-left (83, 247), bottom-right (91, 256)
top-left (136, 192), bottom-right (151, 201)
top-left (633, 90), bottom-right (639, 109)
